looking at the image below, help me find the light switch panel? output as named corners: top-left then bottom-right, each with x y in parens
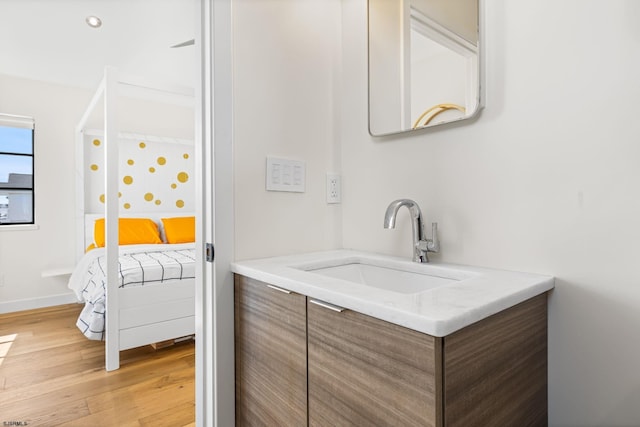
top-left (266, 157), bottom-right (305, 192)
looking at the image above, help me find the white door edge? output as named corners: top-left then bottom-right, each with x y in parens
top-left (196, 0), bottom-right (235, 426)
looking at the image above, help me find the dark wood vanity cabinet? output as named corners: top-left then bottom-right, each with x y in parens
top-left (235, 274), bottom-right (548, 427)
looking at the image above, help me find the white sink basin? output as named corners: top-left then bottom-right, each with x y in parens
top-left (305, 263), bottom-right (458, 294)
top-left (298, 257), bottom-right (470, 294)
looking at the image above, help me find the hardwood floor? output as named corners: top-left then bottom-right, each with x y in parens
top-left (0, 304), bottom-right (195, 427)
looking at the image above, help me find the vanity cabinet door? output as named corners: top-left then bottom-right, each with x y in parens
top-left (307, 299), bottom-right (443, 427)
top-left (234, 276), bottom-right (307, 426)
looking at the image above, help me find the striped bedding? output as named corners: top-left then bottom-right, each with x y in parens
top-left (67, 243), bottom-right (196, 340)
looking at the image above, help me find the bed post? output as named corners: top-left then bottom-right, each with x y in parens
top-left (104, 66), bottom-right (120, 372)
top-left (75, 79), bottom-right (106, 262)
top-left (74, 130), bottom-right (85, 262)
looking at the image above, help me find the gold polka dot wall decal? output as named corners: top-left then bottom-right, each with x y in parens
top-left (139, 142), bottom-right (146, 149)
top-left (123, 175), bottom-right (133, 185)
top-left (144, 193), bottom-right (154, 202)
top-left (99, 194), bottom-right (105, 203)
top-left (149, 167), bottom-right (156, 173)
top-left (176, 200), bottom-right (185, 208)
top-left (124, 203), bottom-right (131, 209)
top-left (155, 200), bottom-right (162, 205)
top-left (177, 172), bottom-right (189, 183)
top-left (93, 139), bottom-right (101, 146)
top-left (118, 192), bottom-right (122, 198)
top-left (90, 164), bottom-right (98, 171)
top-left (157, 157), bottom-right (166, 165)
top-left (127, 159), bottom-right (134, 165)
top-left (171, 183), bottom-right (177, 189)
top-left (183, 153), bottom-right (189, 159)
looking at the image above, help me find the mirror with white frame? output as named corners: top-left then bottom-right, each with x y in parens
top-left (368, 0), bottom-right (481, 136)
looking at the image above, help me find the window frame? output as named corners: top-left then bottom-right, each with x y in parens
top-left (0, 114), bottom-right (35, 227)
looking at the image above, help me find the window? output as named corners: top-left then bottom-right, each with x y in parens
top-left (0, 114), bottom-right (35, 225)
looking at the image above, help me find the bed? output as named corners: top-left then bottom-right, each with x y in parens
top-left (68, 214), bottom-right (196, 370)
top-left (73, 67), bottom-right (197, 371)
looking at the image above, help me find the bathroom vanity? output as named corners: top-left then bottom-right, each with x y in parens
top-left (232, 250), bottom-right (554, 426)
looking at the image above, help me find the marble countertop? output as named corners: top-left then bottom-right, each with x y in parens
top-left (230, 249), bottom-right (554, 337)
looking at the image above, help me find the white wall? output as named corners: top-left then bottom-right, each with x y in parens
top-left (233, 0), bottom-right (342, 260)
top-left (341, 0), bottom-right (640, 425)
top-left (0, 73), bottom-right (193, 312)
top-left (0, 75), bottom-right (84, 310)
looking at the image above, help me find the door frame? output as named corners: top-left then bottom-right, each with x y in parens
top-left (195, 0), bottom-right (235, 425)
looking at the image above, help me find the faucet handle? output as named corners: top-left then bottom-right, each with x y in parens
top-left (427, 222), bottom-right (440, 253)
top-left (416, 222), bottom-right (440, 254)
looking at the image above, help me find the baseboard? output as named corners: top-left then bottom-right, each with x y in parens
top-left (0, 292), bottom-right (80, 314)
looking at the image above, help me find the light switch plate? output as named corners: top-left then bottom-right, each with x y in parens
top-left (266, 157), bottom-right (305, 192)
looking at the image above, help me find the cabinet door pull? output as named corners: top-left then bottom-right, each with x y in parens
top-left (309, 299), bottom-right (345, 313)
top-left (267, 284), bottom-right (291, 294)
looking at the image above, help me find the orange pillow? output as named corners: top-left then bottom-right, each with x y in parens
top-left (161, 216), bottom-right (195, 244)
top-left (94, 218), bottom-right (162, 247)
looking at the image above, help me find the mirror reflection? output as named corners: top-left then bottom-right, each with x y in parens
top-left (368, 0), bottom-right (480, 136)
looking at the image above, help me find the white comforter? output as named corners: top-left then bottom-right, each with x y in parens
top-left (68, 243), bottom-right (196, 340)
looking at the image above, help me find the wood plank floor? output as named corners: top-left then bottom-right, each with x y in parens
top-left (0, 304), bottom-right (195, 427)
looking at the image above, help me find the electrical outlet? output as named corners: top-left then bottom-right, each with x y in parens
top-left (326, 173), bottom-right (341, 204)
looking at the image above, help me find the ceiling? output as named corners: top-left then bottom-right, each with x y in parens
top-left (0, 0), bottom-right (196, 92)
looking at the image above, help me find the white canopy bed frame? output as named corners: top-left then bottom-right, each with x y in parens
top-left (74, 66), bottom-right (195, 371)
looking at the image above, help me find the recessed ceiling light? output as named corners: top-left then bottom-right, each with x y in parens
top-left (86, 16), bottom-right (102, 28)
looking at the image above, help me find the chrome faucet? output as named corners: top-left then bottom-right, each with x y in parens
top-left (384, 199), bottom-right (439, 263)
